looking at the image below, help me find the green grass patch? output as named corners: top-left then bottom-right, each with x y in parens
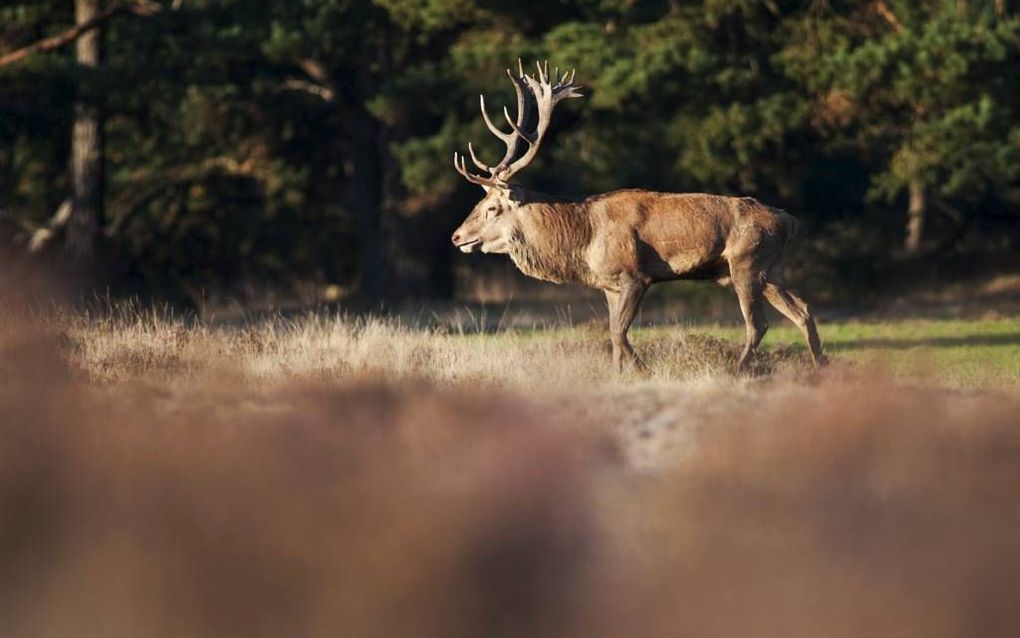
top-left (637, 317), bottom-right (1020, 389)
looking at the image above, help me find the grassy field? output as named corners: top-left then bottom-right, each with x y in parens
top-left (46, 308), bottom-right (1020, 475)
top-left (52, 304), bottom-right (1020, 391)
top-left (448, 315), bottom-right (1020, 389)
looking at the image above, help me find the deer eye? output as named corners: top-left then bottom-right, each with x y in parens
top-left (486, 206), bottom-right (499, 218)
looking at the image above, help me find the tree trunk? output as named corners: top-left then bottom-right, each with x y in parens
top-left (349, 106), bottom-right (389, 302)
top-left (904, 177), bottom-right (926, 255)
top-left (66, 0), bottom-right (104, 264)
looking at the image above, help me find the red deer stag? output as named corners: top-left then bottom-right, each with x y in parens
top-left (451, 62), bottom-right (824, 372)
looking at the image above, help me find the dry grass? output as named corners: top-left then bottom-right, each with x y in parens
top-left (60, 305), bottom-right (806, 390)
top-left (3, 299), bottom-right (1020, 636)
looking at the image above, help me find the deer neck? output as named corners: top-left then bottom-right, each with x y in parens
top-left (507, 199), bottom-right (593, 285)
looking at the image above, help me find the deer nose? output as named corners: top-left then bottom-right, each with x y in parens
top-left (451, 232), bottom-right (462, 246)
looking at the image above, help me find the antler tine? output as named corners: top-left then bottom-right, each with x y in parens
top-left (454, 151), bottom-right (498, 188)
top-left (467, 143), bottom-right (489, 172)
top-left (503, 105), bottom-right (535, 143)
top-left (453, 152), bottom-right (468, 177)
top-left (501, 105), bottom-right (518, 130)
top-left (479, 95), bottom-right (514, 143)
top-left (505, 66), bottom-right (529, 109)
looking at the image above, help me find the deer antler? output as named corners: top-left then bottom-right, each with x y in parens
top-left (454, 60), bottom-right (582, 188)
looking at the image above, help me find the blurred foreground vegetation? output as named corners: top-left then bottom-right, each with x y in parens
top-left (1, 0), bottom-right (1018, 307)
top-left (5, 310), bottom-right (1020, 636)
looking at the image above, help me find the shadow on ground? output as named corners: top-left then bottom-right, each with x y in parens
top-left (828, 332), bottom-right (1020, 351)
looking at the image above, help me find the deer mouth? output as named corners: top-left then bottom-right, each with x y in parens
top-left (457, 239), bottom-right (481, 253)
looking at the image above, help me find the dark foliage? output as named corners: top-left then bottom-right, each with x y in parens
top-left (1, 0), bottom-right (1017, 306)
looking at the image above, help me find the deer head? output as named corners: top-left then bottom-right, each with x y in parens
top-left (451, 61), bottom-right (582, 253)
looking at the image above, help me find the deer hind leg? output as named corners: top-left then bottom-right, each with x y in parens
top-left (605, 278), bottom-right (649, 374)
top-left (733, 272), bottom-right (768, 372)
top-left (763, 279), bottom-right (825, 368)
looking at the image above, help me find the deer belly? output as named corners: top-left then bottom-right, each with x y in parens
top-left (671, 255), bottom-right (729, 280)
top-left (636, 210), bottom-right (728, 279)
top-left (642, 239), bottom-right (727, 281)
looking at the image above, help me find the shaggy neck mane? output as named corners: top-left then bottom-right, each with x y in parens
top-left (507, 194), bottom-right (593, 284)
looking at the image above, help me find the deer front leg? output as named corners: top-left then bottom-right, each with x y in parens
top-left (605, 278), bottom-right (649, 374)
